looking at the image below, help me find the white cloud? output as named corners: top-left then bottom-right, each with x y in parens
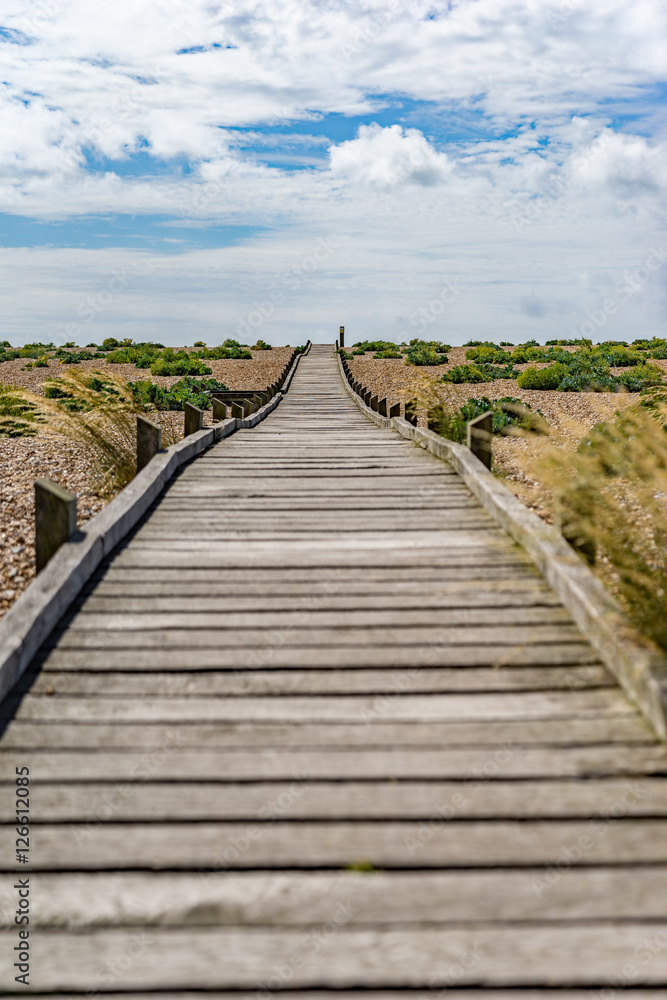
top-left (329, 124), bottom-right (452, 187)
top-left (0, 0), bottom-right (666, 346)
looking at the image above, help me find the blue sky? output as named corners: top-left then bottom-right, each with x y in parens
top-left (0, 0), bottom-right (666, 346)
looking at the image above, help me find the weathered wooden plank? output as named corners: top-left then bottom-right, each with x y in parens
top-left (2, 740), bottom-right (663, 779)
top-left (20, 664), bottom-right (612, 696)
top-left (9, 869), bottom-right (667, 927)
top-left (110, 549), bottom-right (526, 569)
top-left (38, 642), bottom-right (602, 669)
top-left (124, 531), bottom-right (509, 551)
top-left (18, 995), bottom-right (667, 1000)
top-left (99, 561), bottom-right (537, 580)
top-left (77, 585), bottom-right (563, 611)
top-left (5, 778), bottom-right (664, 822)
top-left (3, 923), bottom-right (667, 992)
top-left (0, 715), bottom-right (651, 749)
top-left (64, 606), bottom-right (573, 631)
top-left (49, 624), bottom-right (585, 648)
top-left (6, 689), bottom-right (629, 724)
top-left (90, 565), bottom-right (543, 585)
top-left (137, 517), bottom-right (497, 533)
top-left (4, 820), bottom-right (667, 870)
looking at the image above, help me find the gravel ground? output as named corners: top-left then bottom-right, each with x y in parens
top-left (0, 347), bottom-right (295, 620)
top-left (347, 346), bottom-right (667, 520)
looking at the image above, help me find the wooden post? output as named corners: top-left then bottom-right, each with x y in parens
top-left (184, 402), bottom-right (204, 436)
top-left (339, 326), bottom-right (345, 348)
top-left (251, 395), bottom-right (262, 412)
top-left (467, 411), bottom-right (494, 469)
top-left (212, 399), bottom-right (227, 422)
top-left (378, 398), bottom-right (387, 417)
top-left (230, 400), bottom-right (244, 420)
top-left (389, 402), bottom-right (400, 419)
top-left (370, 395), bottom-right (379, 412)
top-left (405, 399), bottom-right (419, 427)
top-left (34, 478), bottom-right (77, 573)
top-left (136, 416), bottom-right (162, 473)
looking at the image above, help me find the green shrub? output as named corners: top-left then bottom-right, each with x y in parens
top-left (557, 366), bottom-right (618, 392)
top-left (632, 337), bottom-right (667, 359)
top-left (465, 345), bottom-right (508, 363)
top-left (1, 342), bottom-right (55, 363)
top-left (128, 376), bottom-right (229, 410)
top-left (592, 345), bottom-right (644, 367)
top-left (352, 340), bottom-right (399, 354)
top-left (440, 364), bottom-right (494, 384)
top-left (252, 339), bottom-right (272, 350)
top-left (373, 348), bottom-right (403, 359)
top-left (105, 343), bottom-right (164, 365)
top-left (195, 341), bottom-right (253, 360)
top-left (428, 395), bottom-right (546, 444)
top-left (617, 363), bottom-right (664, 392)
top-left (101, 337), bottom-right (120, 351)
top-left (59, 350), bottom-right (98, 365)
top-left (404, 340), bottom-right (450, 366)
top-left (150, 351), bottom-right (212, 376)
top-left (516, 362), bottom-right (569, 390)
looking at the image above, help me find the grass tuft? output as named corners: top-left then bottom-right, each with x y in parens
top-left (518, 393), bottom-right (667, 651)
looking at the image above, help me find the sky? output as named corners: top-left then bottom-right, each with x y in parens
top-left (0, 0), bottom-right (666, 347)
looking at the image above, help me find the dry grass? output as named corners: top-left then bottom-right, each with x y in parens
top-left (25, 369), bottom-right (178, 497)
top-left (506, 391), bottom-right (667, 651)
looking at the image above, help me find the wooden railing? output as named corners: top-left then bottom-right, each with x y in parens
top-left (338, 347), bottom-right (493, 467)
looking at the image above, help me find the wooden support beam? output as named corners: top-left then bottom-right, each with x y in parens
top-left (370, 395), bottom-right (379, 412)
top-left (467, 411), bottom-right (494, 469)
top-left (34, 479), bottom-right (77, 573)
top-left (230, 401), bottom-right (244, 420)
top-left (405, 399), bottom-right (419, 427)
top-left (136, 416), bottom-right (162, 474)
top-left (184, 402), bottom-right (204, 437)
top-left (389, 402), bottom-right (401, 419)
top-left (378, 398), bottom-right (387, 417)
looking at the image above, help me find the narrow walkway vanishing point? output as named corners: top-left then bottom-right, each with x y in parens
top-left (2, 342), bottom-right (667, 995)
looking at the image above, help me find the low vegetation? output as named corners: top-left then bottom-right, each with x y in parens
top-left (0, 384), bottom-right (44, 436)
top-left (0, 336), bottom-right (259, 370)
top-left (127, 376), bottom-right (229, 410)
top-left (38, 370), bottom-right (177, 495)
top-left (428, 394), bottom-right (548, 443)
top-left (342, 339), bottom-right (450, 365)
top-left (344, 335), bottom-right (666, 391)
top-left (519, 389), bottom-right (667, 652)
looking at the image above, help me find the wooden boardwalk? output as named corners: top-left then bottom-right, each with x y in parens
top-left (2, 342), bottom-right (667, 994)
